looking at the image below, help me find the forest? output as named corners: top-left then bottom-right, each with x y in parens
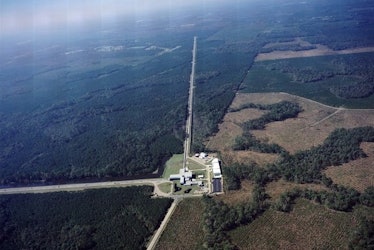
top-left (0, 186), bottom-right (172, 249)
top-left (243, 53), bottom-right (374, 108)
top-left (1, 0), bottom-right (374, 185)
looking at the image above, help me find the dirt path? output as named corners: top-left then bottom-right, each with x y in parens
top-left (147, 199), bottom-right (180, 250)
top-left (310, 108), bottom-right (344, 127)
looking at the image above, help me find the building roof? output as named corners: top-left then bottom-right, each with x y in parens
top-left (212, 158), bottom-right (222, 178)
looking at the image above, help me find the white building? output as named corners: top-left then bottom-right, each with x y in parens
top-left (212, 158), bottom-right (222, 179)
top-left (169, 168), bottom-right (193, 185)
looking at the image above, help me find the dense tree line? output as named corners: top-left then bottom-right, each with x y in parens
top-left (240, 101), bottom-right (303, 130)
top-left (330, 82), bottom-right (374, 99)
top-left (203, 185), bottom-right (268, 249)
top-left (349, 217), bottom-right (374, 250)
top-left (272, 185), bottom-right (374, 213)
top-left (272, 127), bottom-right (374, 183)
top-left (233, 132), bottom-right (285, 154)
top-left (0, 186), bottom-right (172, 249)
top-left (225, 126), bottom-right (374, 193)
top-left (223, 162), bottom-right (272, 190)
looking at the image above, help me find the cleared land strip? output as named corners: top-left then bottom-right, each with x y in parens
top-left (149, 36), bottom-right (198, 250)
top-left (147, 199), bottom-right (180, 250)
top-left (310, 108), bottom-right (344, 127)
top-left (255, 46), bottom-right (374, 61)
top-left (183, 36), bottom-right (197, 169)
top-left (0, 179), bottom-right (167, 195)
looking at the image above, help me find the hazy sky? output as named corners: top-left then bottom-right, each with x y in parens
top-left (0, 0), bottom-right (222, 36)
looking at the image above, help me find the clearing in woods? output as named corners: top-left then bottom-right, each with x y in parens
top-left (323, 142), bottom-right (374, 192)
top-left (229, 199), bottom-right (374, 250)
top-left (155, 198), bottom-right (205, 250)
top-left (214, 180), bottom-right (255, 206)
top-left (208, 92), bottom-right (374, 157)
top-left (206, 92), bottom-right (373, 248)
top-left (255, 37), bottom-right (374, 61)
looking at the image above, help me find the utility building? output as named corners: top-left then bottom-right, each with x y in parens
top-left (212, 158), bottom-right (222, 179)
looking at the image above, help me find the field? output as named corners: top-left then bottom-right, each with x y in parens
top-left (162, 154), bottom-right (184, 178)
top-left (323, 142), bottom-right (374, 192)
top-left (155, 198), bottom-right (205, 250)
top-left (206, 93), bottom-right (373, 249)
top-left (229, 199), bottom-right (373, 250)
top-left (210, 92), bottom-right (374, 156)
top-left (214, 180), bottom-right (255, 206)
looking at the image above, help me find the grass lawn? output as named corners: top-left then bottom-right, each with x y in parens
top-left (186, 159), bottom-right (205, 170)
top-left (162, 154), bottom-right (184, 178)
top-left (158, 183), bottom-right (172, 194)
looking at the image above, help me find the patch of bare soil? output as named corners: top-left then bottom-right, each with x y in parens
top-left (323, 142), bottom-right (374, 192)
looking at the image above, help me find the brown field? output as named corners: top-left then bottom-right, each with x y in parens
top-left (265, 179), bottom-right (329, 202)
top-left (155, 198), bottom-right (205, 250)
top-left (256, 41), bottom-right (374, 61)
top-left (207, 92), bottom-right (374, 167)
top-left (229, 199), bottom-right (374, 250)
top-left (214, 180), bottom-right (255, 206)
top-left (236, 93), bottom-right (374, 154)
top-left (323, 142), bottom-right (374, 192)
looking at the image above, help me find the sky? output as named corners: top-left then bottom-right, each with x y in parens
top-left (0, 0), bottom-right (222, 36)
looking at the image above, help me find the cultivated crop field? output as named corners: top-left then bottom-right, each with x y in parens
top-left (155, 198), bottom-right (205, 250)
top-left (229, 199), bottom-right (373, 250)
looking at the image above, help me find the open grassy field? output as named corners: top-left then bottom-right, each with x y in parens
top-left (256, 43), bottom-right (374, 61)
top-left (162, 154), bottom-right (184, 178)
top-left (215, 180), bottom-right (255, 206)
top-left (323, 142), bottom-right (374, 192)
top-left (231, 93), bottom-right (374, 154)
top-left (158, 183), bottom-right (172, 194)
top-left (155, 198), bottom-right (205, 250)
top-left (229, 199), bottom-right (374, 250)
top-left (206, 91), bottom-right (374, 170)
